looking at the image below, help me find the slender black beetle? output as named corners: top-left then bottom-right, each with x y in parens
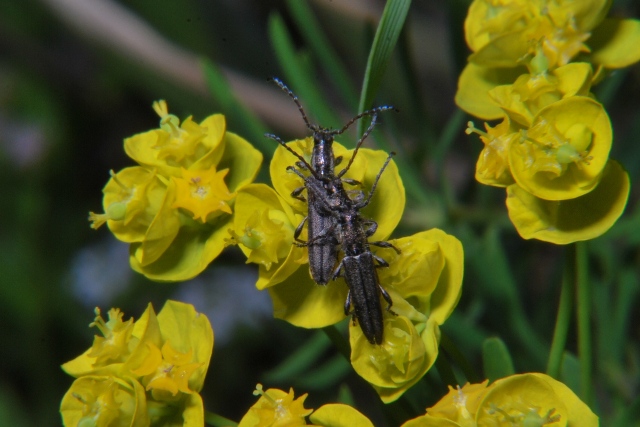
top-left (288, 152), bottom-right (401, 345)
top-left (265, 78), bottom-right (394, 286)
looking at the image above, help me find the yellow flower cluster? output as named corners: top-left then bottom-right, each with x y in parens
top-left (89, 101), bottom-right (262, 280)
top-left (228, 138), bottom-right (465, 402)
top-left (456, 0), bottom-right (639, 244)
top-left (238, 384), bottom-right (376, 427)
top-left (401, 373), bottom-right (598, 427)
top-left (60, 301), bottom-right (214, 427)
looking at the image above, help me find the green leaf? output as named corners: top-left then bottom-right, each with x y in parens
top-left (285, 0), bottom-right (358, 109)
top-left (482, 337), bottom-right (515, 382)
top-left (262, 331), bottom-right (331, 383)
top-left (295, 355), bottom-right (351, 389)
top-left (559, 351), bottom-right (581, 396)
top-left (357, 0), bottom-right (412, 137)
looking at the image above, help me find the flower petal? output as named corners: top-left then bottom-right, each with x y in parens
top-left (506, 159), bottom-right (630, 244)
top-left (455, 63), bottom-right (524, 120)
top-left (310, 404), bottom-right (374, 427)
top-left (268, 266), bottom-right (348, 328)
top-left (590, 18), bottom-right (640, 69)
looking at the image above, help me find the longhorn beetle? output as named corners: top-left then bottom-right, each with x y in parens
top-left (265, 77), bottom-right (394, 286)
top-left (287, 151), bottom-right (400, 345)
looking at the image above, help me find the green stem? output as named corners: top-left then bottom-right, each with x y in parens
top-left (546, 246), bottom-right (574, 378)
top-left (204, 411), bottom-right (238, 427)
top-left (575, 241), bottom-right (593, 405)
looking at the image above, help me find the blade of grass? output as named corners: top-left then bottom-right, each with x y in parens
top-left (285, 0), bottom-right (359, 109)
top-left (201, 59), bottom-right (270, 153)
top-left (546, 249), bottom-right (573, 378)
top-left (357, 0), bottom-right (412, 137)
top-left (471, 227), bottom-right (548, 366)
top-left (482, 337), bottom-right (515, 381)
top-left (204, 411), bottom-right (238, 427)
top-left (575, 241), bottom-right (594, 406)
top-left (268, 12), bottom-right (341, 128)
top-left (262, 330), bottom-right (331, 383)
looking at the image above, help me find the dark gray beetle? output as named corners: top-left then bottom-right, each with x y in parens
top-left (265, 78), bottom-right (393, 286)
top-left (288, 152), bottom-right (400, 345)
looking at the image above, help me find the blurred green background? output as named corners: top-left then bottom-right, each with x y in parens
top-left (1, 0), bottom-right (639, 425)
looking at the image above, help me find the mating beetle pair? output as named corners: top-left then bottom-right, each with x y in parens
top-left (266, 78), bottom-right (400, 345)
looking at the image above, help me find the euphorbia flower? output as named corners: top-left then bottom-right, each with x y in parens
top-left (508, 96), bottom-right (611, 201)
top-left (239, 136), bottom-right (464, 401)
top-left (401, 373), bottom-right (598, 427)
top-left (60, 376), bottom-right (149, 427)
top-left (349, 229), bottom-right (464, 402)
top-left (60, 301), bottom-right (213, 427)
top-left (90, 100), bottom-right (262, 281)
top-left (86, 308), bottom-right (135, 366)
top-left (238, 384), bottom-right (375, 427)
top-left (456, 0), bottom-right (640, 120)
top-left (240, 384), bottom-right (313, 427)
top-left (246, 138), bottom-right (406, 330)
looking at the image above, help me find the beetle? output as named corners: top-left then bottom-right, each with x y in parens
top-left (288, 152), bottom-right (400, 345)
top-left (265, 78), bottom-right (393, 285)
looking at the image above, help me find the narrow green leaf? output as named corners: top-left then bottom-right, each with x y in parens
top-left (268, 12), bottom-right (341, 128)
top-left (262, 331), bottom-right (331, 383)
top-left (295, 355), bottom-right (351, 389)
top-left (204, 411), bottom-right (238, 427)
top-left (611, 269), bottom-right (640, 362)
top-left (200, 58), bottom-right (270, 153)
top-left (337, 384), bottom-right (356, 406)
top-left (559, 351), bottom-right (581, 396)
top-left (546, 254), bottom-right (573, 379)
top-left (575, 241), bottom-right (594, 405)
top-left (469, 227), bottom-right (547, 365)
top-left (357, 0), bottom-right (412, 137)
top-left (482, 337), bottom-right (515, 381)
top-left (285, 0), bottom-right (359, 109)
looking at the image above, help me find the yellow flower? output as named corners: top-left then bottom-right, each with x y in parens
top-left (508, 96), bottom-right (612, 201)
top-left (426, 381), bottom-right (489, 425)
top-left (172, 166), bottom-right (234, 222)
top-left (131, 340), bottom-right (202, 396)
top-left (489, 62), bottom-right (594, 128)
top-left (456, 0), bottom-right (640, 119)
top-left (239, 384), bottom-right (313, 427)
top-left (227, 186), bottom-right (298, 271)
top-left (88, 167), bottom-right (160, 241)
top-left (86, 308), bottom-right (135, 367)
top-left (125, 100), bottom-right (225, 177)
top-left (466, 119), bottom-right (518, 187)
top-left (465, 0), bottom-right (606, 69)
top-left (350, 229), bottom-right (464, 402)
top-left (238, 386), bottom-right (375, 427)
top-left (62, 301), bottom-right (213, 391)
top-left (400, 373), bottom-right (598, 427)
top-left (60, 301), bottom-right (212, 427)
top-left (90, 100), bottom-right (263, 281)
top-left (60, 376), bottom-right (149, 427)
top-left (475, 373), bottom-right (598, 426)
